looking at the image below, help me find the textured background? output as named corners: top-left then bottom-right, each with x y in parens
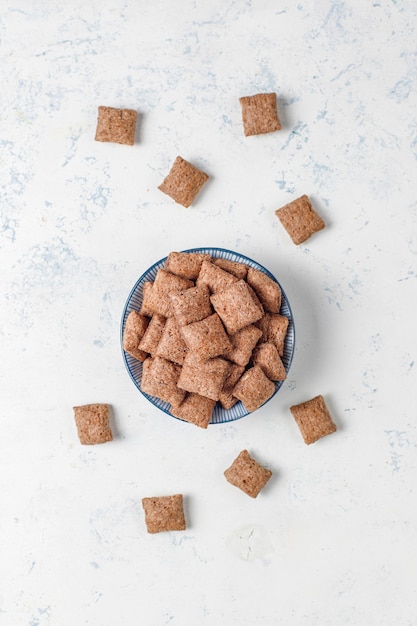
top-left (1, 1), bottom-right (417, 625)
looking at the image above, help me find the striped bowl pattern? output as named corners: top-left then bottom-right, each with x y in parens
top-left (120, 248), bottom-right (295, 424)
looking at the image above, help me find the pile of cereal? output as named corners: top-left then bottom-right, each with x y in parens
top-left (122, 251), bottom-right (290, 428)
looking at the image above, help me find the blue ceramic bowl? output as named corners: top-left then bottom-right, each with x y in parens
top-left (121, 247), bottom-right (295, 424)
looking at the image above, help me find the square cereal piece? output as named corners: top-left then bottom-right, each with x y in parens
top-left (158, 156), bottom-right (209, 208)
top-left (123, 311), bottom-right (149, 361)
top-left (246, 266), bottom-right (281, 313)
top-left (213, 257), bottom-right (248, 280)
top-left (257, 313), bottom-right (289, 357)
top-left (142, 494), bottom-right (186, 533)
top-left (247, 283), bottom-right (264, 314)
top-left (275, 194), bottom-right (325, 245)
top-left (170, 284), bottom-right (212, 327)
top-left (149, 269), bottom-right (194, 317)
top-left (139, 282), bottom-right (172, 318)
top-left (224, 450), bottom-right (272, 498)
top-left (140, 357), bottom-right (155, 390)
top-left (140, 356), bottom-right (185, 407)
top-left (219, 364), bottom-right (245, 410)
top-left (155, 317), bottom-right (188, 365)
top-left (210, 279), bottom-right (263, 335)
top-left (141, 272), bottom-right (194, 318)
top-left (170, 393), bottom-right (216, 429)
top-left (227, 324), bottom-right (263, 367)
top-left (154, 268), bottom-right (194, 293)
top-left (181, 313), bottom-right (232, 360)
top-left (178, 354), bottom-right (230, 401)
top-left (252, 342), bottom-right (286, 381)
top-left (138, 314), bottom-right (166, 356)
top-left (154, 267), bottom-right (194, 290)
top-left (290, 394), bottom-right (337, 445)
top-left (233, 365), bottom-right (275, 412)
top-left (95, 106), bottom-right (137, 146)
top-left (139, 281), bottom-right (155, 317)
top-left (239, 93), bottom-right (281, 137)
top-left (73, 403), bottom-right (113, 445)
top-left (165, 251), bottom-right (212, 280)
top-left (196, 259), bottom-right (238, 294)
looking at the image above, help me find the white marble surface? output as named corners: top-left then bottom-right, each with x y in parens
top-left (2, 1), bottom-right (417, 624)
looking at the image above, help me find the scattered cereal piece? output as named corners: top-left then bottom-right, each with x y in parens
top-left (252, 342), bottom-right (287, 381)
top-left (196, 259), bottom-right (239, 294)
top-left (224, 450), bottom-right (272, 498)
top-left (73, 403), bottom-right (113, 445)
top-left (239, 93), bottom-right (281, 137)
top-left (178, 354), bottom-right (230, 401)
top-left (227, 324), bottom-right (263, 367)
top-left (181, 312), bottom-right (232, 360)
top-left (123, 311), bottom-right (149, 361)
top-left (140, 356), bottom-right (186, 407)
top-left (155, 317), bottom-right (188, 365)
top-left (158, 156), bottom-right (209, 208)
top-left (95, 106), bottom-right (137, 146)
top-left (142, 494), bottom-right (186, 533)
top-left (170, 393), bottom-right (216, 429)
top-left (165, 251), bottom-right (212, 280)
top-left (219, 364), bottom-right (245, 410)
top-left (210, 279), bottom-right (263, 335)
top-left (246, 266), bottom-right (281, 313)
top-left (290, 394), bottom-right (337, 444)
top-left (138, 314), bottom-right (166, 356)
top-left (232, 365), bottom-right (275, 412)
top-left (275, 194), bottom-right (325, 245)
top-left (170, 285), bottom-right (212, 327)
